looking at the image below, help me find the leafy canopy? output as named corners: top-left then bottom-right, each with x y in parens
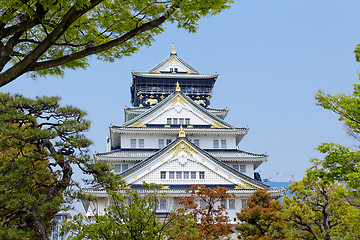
top-left (236, 189), bottom-right (289, 240)
top-left (0, 0), bottom-right (233, 87)
top-left (171, 184), bottom-right (234, 240)
top-left (0, 93), bottom-right (120, 240)
top-left (283, 176), bottom-right (360, 240)
top-left (292, 50), bottom-right (360, 239)
top-left (64, 183), bottom-right (196, 240)
top-left (310, 70), bottom-right (360, 195)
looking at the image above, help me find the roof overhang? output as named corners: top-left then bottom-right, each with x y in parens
top-left (111, 126), bottom-right (248, 135)
top-left (82, 187), bottom-right (285, 199)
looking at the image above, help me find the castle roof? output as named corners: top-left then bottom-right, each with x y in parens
top-left (119, 136), bottom-right (269, 188)
top-left (96, 148), bottom-right (267, 161)
top-left (133, 44), bottom-right (217, 79)
top-left (84, 137), bottom-right (283, 200)
top-left (120, 90), bottom-right (236, 129)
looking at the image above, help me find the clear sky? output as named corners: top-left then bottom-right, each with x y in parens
top-left (2, 0), bottom-right (360, 182)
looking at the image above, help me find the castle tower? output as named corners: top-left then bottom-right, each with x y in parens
top-left (130, 44), bottom-right (216, 108)
top-left (83, 46), bottom-right (284, 222)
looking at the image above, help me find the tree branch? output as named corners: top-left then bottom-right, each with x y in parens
top-left (0, 1), bottom-right (47, 39)
top-left (27, 5), bottom-right (178, 72)
top-left (0, 0), bottom-right (104, 87)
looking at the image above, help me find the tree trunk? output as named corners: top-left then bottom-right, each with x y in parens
top-left (26, 215), bottom-right (49, 240)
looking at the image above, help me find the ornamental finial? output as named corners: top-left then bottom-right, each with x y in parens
top-left (171, 43), bottom-right (176, 55)
top-left (175, 81), bottom-right (181, 92)
top-left (178, 125), bottom-right (186, 138)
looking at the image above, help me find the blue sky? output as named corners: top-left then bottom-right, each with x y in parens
top-left (2, 0), bottom-right (360, 182)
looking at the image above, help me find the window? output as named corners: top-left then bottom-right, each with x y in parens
top-left (221, 199), bottom-right (227, 209)
top-left (174, 68), bottom-right (178, 72)
top-left (161, 171), bottom-right (166, 179)
top-left (241, 199), bottom-right (247, 209)
top-left (131, 139), bottom-right (136, 148)
top-left (159, 199), bottom-right (166, 210)
top-left (131, 139), bottom-right (144, 148)
top-left (194, 139), bottom-right (200, 147)
top-left (115, 164), bottom-right (122, 173)
top-left (115, 164), bottom-right (128, 173)
top-left (200, 199), bottom-right (206, 209)
top-left (213, 140), bottom-right (219, 149)
top-left (229, 199), bottom-right (235, 209)
top-left (240, 165), bottom-right (246, 173)
top-left (221, 140), bottom-right (227, 149)
top-left (183, 171), bottom-right (189, 179)
top-left (138, 139), bottom-right (144, 148)
top-left (233, 165), bottom-right (239, 171)
top-left (176, 171), bottom-right (182, 179)
top-left (169, 171), bottom-right (175, 179)
top-left (185, 118), bottom-right (190, 124)
top-left (199, 171), bottom-right (205, 179)
top-left (179, 118), bottom-right (184, 125)
top-left (191, 171), bottom-right (196, 179)
top-left (170, 68), bottom-right (174, 72)
top-left (166, 139), bottom-right (172, 145)
top-left (158, 139), bottom-right (164, 148)
top-left (173, 118), bottom-right (178, 124)
top-left (122, 164), bottom-right (128, 172)
top-left (167, 118), bottom-right (172, 124)
top-left (52, 215), bottom-right (66, 240)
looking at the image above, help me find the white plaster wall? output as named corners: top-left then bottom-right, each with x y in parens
top-left (222, 197), bottom-right (247, 223)
top-left (110, 132), bottom-right (121, 149)
top-left (87, 197), bottom-right (108, 217)
top-left (106, 139), bottom-right (111, 152)
top-left (120, 133), bottom-right (237, 149)
top-left (221, 162), bottom-right (254, 178)
top-left (193, 135), bottom-right (236, 149)
top-left (121, 134), bottom-right (177, 148)
top-left (111, 161), bottom-right (138, 173)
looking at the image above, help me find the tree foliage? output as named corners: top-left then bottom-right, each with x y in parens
top-left (0, 93), bottom-right (119, 240)
top-left (283, 176), bottom-right (360, 240)
top-left (316, 85), bottom-right (360, 142)
top-left (312, 77), bottom-right (360, 194)
top-left (236, 189), bottom-right (289, 240)
top-left (64, 183), bottom-right (197, 240)
top-left (171, 185), bottom-right (234, 240)
top-left (0, 0), bottom-right (233, 87)
top-left (309, 143), bottom-right (360, 194)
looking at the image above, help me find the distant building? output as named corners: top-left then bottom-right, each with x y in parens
top-left (51, 212), bottom-right (71, 240)
top-left (266, 181), bottom-right (293, 199)
top-left (82, 45), bottom-right (284, 222)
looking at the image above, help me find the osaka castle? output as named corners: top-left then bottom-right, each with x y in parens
top-left (82, 45), bottom-right (284, 222)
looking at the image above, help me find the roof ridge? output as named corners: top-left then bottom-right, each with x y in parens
top-left (120, 91), bottom-right (236, 128)
top-left (147, 53), bottom-right (200, 74)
